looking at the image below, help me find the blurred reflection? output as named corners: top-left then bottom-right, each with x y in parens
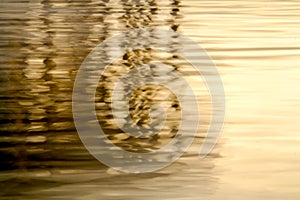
top-left (0, 0), bottom-right (219, 199)
top-left (0, 0), bottom-right (299, 199)
top-left (0, 0), bottom-right (112, 170)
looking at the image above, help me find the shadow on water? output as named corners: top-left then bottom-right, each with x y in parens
top-left (0, 0), bottom-right (219, 199)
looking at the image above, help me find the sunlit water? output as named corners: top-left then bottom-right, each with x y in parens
top-left (0, 0), bottom-right (300, 199)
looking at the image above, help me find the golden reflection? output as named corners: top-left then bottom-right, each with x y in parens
top-left (0, 0), bottom-right (299, 199)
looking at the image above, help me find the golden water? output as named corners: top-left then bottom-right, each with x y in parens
top-left (0, 0), bottom-right (299, 199)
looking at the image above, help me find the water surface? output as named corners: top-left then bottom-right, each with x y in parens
top-left (0, 0), bottom-right (299, 199)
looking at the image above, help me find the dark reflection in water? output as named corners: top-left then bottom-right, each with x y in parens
top-left (0, 0), bottom-right (110, 170)
top-left (96, 0), bottom-right (188, 153)
top-left (0, 0), bottom-right (218, 199)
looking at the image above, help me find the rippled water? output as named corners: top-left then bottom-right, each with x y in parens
top-left (1, 0), bottom-right (300, 199)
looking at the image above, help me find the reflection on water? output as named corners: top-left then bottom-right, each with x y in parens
top-left (0, 0), bottom-right (300, 199)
